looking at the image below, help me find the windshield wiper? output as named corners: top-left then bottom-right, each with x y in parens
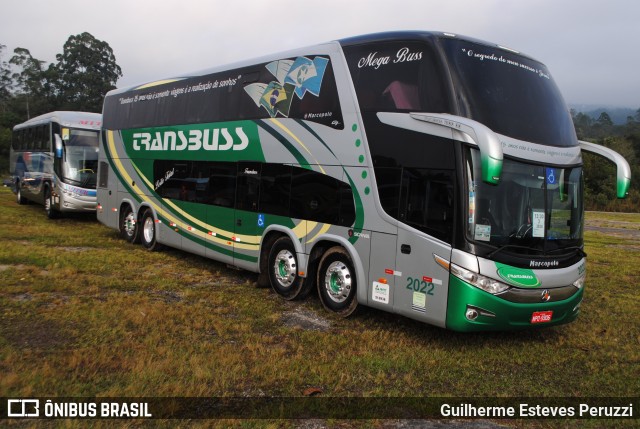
top-left (63, 175), bottom-right (96, 189)
top-left (486, 244), bottom-right (544, 259)
top-left (63, 177), bottom-right (83, 186)
top-left (546, 246), bottom-right (587, 258)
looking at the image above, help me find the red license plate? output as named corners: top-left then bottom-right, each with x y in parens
top-left (531, 311), bottom-right (553, 324)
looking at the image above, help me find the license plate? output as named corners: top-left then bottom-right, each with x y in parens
top-left (531, 311), bottom-right (553, 324)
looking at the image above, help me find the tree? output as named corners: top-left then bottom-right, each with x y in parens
top-left (571, 111), bottom-right (593, 139)
top-left (0, 34), bottom-right (123, 173)
top-left (0, 45), bottom-right (13, 172)
top-left (596, 111), bottom-right (614, 127)
top-left (0, 44), bottom-right (13, 110)
top-left (9, 47), bottom-right (49, 118)
top-left (586, 111), bottom-right (615, 139)
top-left (54, 32), bottom-right (122, 112)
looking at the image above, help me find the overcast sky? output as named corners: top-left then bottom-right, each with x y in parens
top-left (1, 0), bottom-right (638, 108)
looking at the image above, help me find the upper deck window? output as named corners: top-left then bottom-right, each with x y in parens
top-left (344, 41), bottom-right (450, 113)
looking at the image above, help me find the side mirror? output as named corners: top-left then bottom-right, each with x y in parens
top-left (377, 112), bottom-right (503, 185)
top-left (410, 113), bottom-right (503, 184)
top-left (579, 140), bottom-right (631, 199)
top-left (54, 134), bottom-right (63, 159)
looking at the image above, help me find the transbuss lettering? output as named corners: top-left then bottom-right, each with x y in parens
top-left (132, 127), bottom-right (249, 152)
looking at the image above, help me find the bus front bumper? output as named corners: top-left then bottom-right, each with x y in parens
top-left (56, 192), bottom-right (97, 212)
top-left (446, 276), bottom-right (583, 332)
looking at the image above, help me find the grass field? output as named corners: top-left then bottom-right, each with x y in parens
top-left (0, 186), bottom-right (638, 428)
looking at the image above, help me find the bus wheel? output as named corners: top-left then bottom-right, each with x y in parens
top-left (44, 186), bottom-right (59, 219)
top-left (317, 246), bottom-right (358, 316)
top-left (119, 205), bottom-right (139, 243)
top-left (16, 181), bottom-right (27, 205)
top-left (140, 209), bottom-right (163, 251)
top-left (268, 236), bottom-right (305, 300)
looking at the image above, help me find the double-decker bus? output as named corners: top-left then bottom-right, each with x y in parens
top-left (97, 32), bottom-right (630, 331)
top-left (11, 111), bottom-right (102, 218)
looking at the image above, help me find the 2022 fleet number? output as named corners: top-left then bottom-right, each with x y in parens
top-left (406, 277), bottom-right (435, 295)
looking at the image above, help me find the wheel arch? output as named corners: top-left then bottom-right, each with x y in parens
top-left (42, 179), bottom-right (54, 197)
top-left (42, 181), bottom-right (58, 217)
top-left (119, 198), bottom-right (138, 216)
top-left (136, 202), bottom-right (157, 222)
top-left (308, 234), bottom-right (368, 305)
top-left (258, 225), bottom-right (306, 275)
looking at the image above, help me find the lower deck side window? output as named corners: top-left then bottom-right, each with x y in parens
top-left (153, 160), bottom-right (356, 227)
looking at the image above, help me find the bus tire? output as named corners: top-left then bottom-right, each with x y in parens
top-left (140, 208), bottom-right (163, 251)
top-left (317, 246), bottom-right (358, 316)
top-left (44, 185), bottom-right (59, 219)
top-left (16, 181), bottom-right (27, 205)
top-left (119, 204), bottom-right (140, 243)
top-left (268, 236), bottom-right (306, 300)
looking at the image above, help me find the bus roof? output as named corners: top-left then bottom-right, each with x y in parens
top-left (104, 31), bottom-right (540, 101)
top-left (13, 111), bottom-right (102, 131)
top-left (104, 40), bottom-right (341, 98)
top-left (339, 31), bottom-right (538, 62)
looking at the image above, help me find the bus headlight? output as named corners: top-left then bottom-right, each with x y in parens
top-left (573, 274), bottom-right (586, 289)
top-left (450, 263), bottom-right (510, 294)
top-left (63, 189), bottom-right (80, 198)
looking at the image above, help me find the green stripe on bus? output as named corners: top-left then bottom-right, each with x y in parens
top-left (104, 131), bottom-right (142, 203)
top-left (258, 120), bottom-right (311, 169)
top-left (344, 171), bottom-right (365, 244)
top-left (295, 119), bottom-right (338, 159)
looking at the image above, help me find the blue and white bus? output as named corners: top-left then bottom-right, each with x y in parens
top-left (11, 111), bottom-right (102, 218)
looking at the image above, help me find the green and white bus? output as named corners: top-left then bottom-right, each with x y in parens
top-left (97, 31), bottom-right (631, 331)
top-left (11, 111), bottom-right (102, 218)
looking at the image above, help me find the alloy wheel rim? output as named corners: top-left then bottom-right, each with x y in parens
top-left (143, 217), bottom-right (154, 243)
top-left (124, 212), bottom-right (136, 237)
top-left (324, 261), bottom-right (352, 303)
top-left (274, 249), bottom-right (296, 288)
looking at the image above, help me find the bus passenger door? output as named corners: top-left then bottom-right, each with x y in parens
top-left (393, 169), bottom-right (455, 328)
top-left (233, 162), bottom-right (262, 271)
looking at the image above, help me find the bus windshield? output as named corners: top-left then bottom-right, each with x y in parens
top-left (62, 129), bottom-right (99, 188)
top-left (441, 38), bottom-right (577, 148)
top-left (466, 148), bottom-right (584, 255)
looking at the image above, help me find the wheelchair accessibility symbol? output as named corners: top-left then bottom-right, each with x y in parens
top-left (546, 168), bottom-right (556, 185)
top-left (257, 214), bottom-right (265, 228)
